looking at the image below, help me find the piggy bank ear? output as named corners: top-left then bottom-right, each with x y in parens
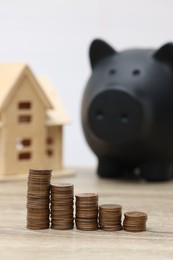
top-left (153, 43), bottom-right (173, 63)
top-left (89, 39), bottom-right (116, 69)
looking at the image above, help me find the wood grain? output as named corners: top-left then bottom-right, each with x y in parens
top-left (0, 168), bottom-right (173, 260)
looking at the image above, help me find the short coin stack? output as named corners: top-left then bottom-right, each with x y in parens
top-left (27, 169), bottom-right (52, 230)
top-left (75, 193), bottom-right (98, 231)
top-left (99, 204), bottom-right (122, 231)
top-left (123, 211), bottom-right (147, 232)
top-left (50, 183), bottom-right (74, 230)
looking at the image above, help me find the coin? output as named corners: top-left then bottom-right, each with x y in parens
top-left (123, 211), bottom-right (148, 232)
top-left (50, 183), bottom-right (74, 230)
top-left (26, 168), bottom-right (52, 230)
top-left (124, 211), bottom-right (147, 219)
top-left (99, 204), bottom-right (122, 231)
top-left (75, 193), bottom-right (98, 231)
top-left (99, 204), bottom-right (122, 211)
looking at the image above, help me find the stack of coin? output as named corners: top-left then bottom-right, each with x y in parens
top-left (99, 204), bottom-right (122, 231)
top-left (50, 183), bottom-right (74, 230)
top-left (26, 168), bottom-right (52, 230)
top-left (75, 193), bottom-right (98, 231)
top-left (123, 211), bottom-right (147, 232)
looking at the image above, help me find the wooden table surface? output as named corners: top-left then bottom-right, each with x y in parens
top-left (0, 168), bottom-right (173, 260)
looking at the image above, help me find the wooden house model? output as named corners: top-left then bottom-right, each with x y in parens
top-left (0, 64), bottom-right (70, 177)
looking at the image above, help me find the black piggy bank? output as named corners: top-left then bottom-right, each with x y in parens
top-left (81, 39), bottom-right (173, 181)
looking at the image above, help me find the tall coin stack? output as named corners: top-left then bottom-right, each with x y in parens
top-left (27, 169), bottom-right (52, 230)
top-left (123, 211), bottom-right (147, 232)
top-left (75, 193), bottom-right (98, 231)
top-left (99, 204), bottom-right (122, 231)
top-left (50, 184), bottom-right (74, 230)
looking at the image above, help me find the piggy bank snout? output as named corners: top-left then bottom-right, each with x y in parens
top-left (88, 89), bottom-right (144, 142)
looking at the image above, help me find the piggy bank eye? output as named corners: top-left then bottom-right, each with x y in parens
top-left (109, 69), bottom-right (116, 75)
top-left (132, 69), bottom-right (140, 76)
top-left (96, 111), bottom-right (104, 120)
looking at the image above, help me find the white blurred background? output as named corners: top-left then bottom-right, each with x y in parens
top-left (0, 0), bottom-right (173, 167)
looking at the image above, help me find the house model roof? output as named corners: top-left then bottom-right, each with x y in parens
top-left (0, 63), bottom-right (70, 125)
top-left (38, 77), bottom-right (70, 125)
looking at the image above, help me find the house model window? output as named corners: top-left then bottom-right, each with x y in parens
top-left (16, 138), bottom-right (32, 151)
top-left (18, 115), bottom-right (32, 123)
top-left (46, 137), bottom-right (53, 145)
top-left (16, 138), bottom-right (32, 160)
top-left (46, 137), bottom-right (54, 157)
top-left (47, 149), bottom-right (53, 157)
top-left (18, 101), bottom-right (31, 109)
top-left (18, 152), bottom-right (31, 160)
top-left (18, 101), bottom-right (32, 123)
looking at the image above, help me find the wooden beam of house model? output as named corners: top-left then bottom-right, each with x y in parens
top-left (0, 64), bottom-right (70, 176)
